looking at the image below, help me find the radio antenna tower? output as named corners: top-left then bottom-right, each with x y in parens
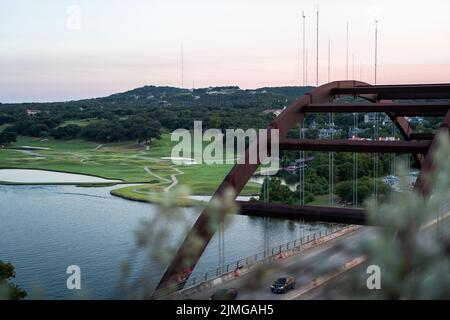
top-left (298, 13), bottom-right (301, 86)
top-left (328, 37), bottom-right (331, 82)
top-left (374, 20), bottom-right (379, 85)
top-left (346, 22), bottom-right (349, 80)
top-left (306, 48), bottom-right (309, 85)
top-left (352, 53), bottom-right (355, 79)
top-left (316, 6), bottom-right (319, 86)
top-left (181, 44), bottom-right (184, 89)
top-left (302, 10), bottom-right (306, 86)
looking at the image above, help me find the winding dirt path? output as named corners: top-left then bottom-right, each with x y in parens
top-left (141, 165), bottom-right (185, 193)
top-left (144, 166), bottom-right (171, 183)
top-left (163, 167), bottom-right (184, 192)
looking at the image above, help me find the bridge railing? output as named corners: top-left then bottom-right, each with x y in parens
top-left (182, 223), bottom-right (354, 289)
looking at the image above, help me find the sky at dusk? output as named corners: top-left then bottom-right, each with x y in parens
top-left (1, 0), bottom-right (450, 103)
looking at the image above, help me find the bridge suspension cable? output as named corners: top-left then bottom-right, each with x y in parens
top-left (374, 112), bottom-right (379, 200)
top-left (373, 20), bottom-right (380, 201)
top-left (299, 123), bottom-right (306, 206)
top-left (263, 176), bottom-right (270, 258)
top-left (299, 123), bottom-right (306, 247)
top-left (329, 112), bottom-right (334, 206)
top-left (391, 119), bottom-right (396, 201)
top-left (218, 221), bottom-right (225, 274)
top-left (353, 112), bottom-right (359, 207)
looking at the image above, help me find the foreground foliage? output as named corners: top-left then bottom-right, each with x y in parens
top-left (0, 260), bottom-right (27, 300)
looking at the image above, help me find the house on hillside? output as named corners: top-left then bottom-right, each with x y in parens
top-left (262, 107), bottom-right (285, 117)
top-left (318, 128), bottom-right (339, 139)
top-left (26, 109), bottom-right (41, 116)
top-left (159, 100), bottom-right (172, 107)
top-left (348, 127), bottom-right (366, 138)
top-left (364, 113), bottom-right (391, 125)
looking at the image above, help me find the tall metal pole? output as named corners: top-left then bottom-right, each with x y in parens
top-left (316, 7), bottom-right (319, 86)
top-left (346, 22), bottom-right (349, 80)
top-left (306, 48), bottom-right (308, 85)
top-left (181, 44), bottom-right (184, 89)
top-left (298, 13), bottom-right (301, 86)
top-left (302, 11), bottom-right (306, 86)
top-left (352, 53), bottom-right (355, 80)
top-left (375, 20), bottom-right (378, 85)
top-left (328, 37), bottom-right (331, 83)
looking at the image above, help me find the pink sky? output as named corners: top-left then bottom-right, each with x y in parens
top-left (1, 0), bottom-right (449, 102)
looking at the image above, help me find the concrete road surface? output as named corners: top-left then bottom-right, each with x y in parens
top-left (186, 227), bottom-right (377, 300)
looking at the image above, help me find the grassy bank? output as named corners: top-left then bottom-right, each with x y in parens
top-left (110, 184), bottom-right (202, 207)
top-left (0, 135), bottom-right (261, 203)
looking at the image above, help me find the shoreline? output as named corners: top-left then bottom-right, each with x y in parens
top-left (0, 167), bottom-right (259, 207)
top-left (0, 182), bottom-right (258, 208)
top-left (0, 166), bottom-right (129, 183)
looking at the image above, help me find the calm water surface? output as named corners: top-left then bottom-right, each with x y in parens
top-left (0, 169), bottom-right (121, 183)
top-left (0, 184), bottom-right (322, 299)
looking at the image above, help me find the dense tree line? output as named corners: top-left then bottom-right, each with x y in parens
top-left (81, 116), bottom-right (161, 143)
top-left (262, 170), bottom-right (391, 206)
top-left (7, 114), bottom-right (162, 143)
top-left (335, 177), bottom-right (390, 203)
top-left (265, 150), bottom-right (401, 205)
top-left (0, 85), bottom-right (302, 143)
top-left (0, 131), bottom-right (17, 145)
top-left (9, 118), bottom-right (60, 138)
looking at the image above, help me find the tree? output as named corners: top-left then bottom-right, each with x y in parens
top-left (258, 178), bottom-right (314, 204)
top-left (335, 177), bottom-right (390, 204)
top-left (0, 131), bottom-right (17, 145)
top-left (208, 114), bottom-right (222, 128)
top-left (0, 260), bottom-right (27, 300)
top-left (51, 124), bottom-right (82, 139)
top-left (123, 116), bottom-right (161, 144)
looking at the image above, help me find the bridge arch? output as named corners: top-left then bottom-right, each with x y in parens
top-left (155, 81), bottom-right (450, 293)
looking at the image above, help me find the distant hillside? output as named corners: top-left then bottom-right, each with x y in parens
top-left (0, 85), bottom-right (316, 143)
top-left (92, 85), bottom-right (314, 108)
top-left (1, 85), bottom-right (314, 109)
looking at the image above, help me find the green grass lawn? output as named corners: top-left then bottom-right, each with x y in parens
top-left (110, 184), bottom-right (202, 207)
top-left (0, 134), bottom-right (261, 203)
top-left (307, 194), bottom-right (337, 206)
top-left (58, 119), bottom-right (96, 127)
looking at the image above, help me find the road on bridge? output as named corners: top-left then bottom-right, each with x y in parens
top-left (186, 227), bottom-right (376, 300)
top-left (186, 208), bottom-right (450, 300)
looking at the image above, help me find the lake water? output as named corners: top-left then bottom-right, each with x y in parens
top-left (0, 184), bottom-right (323, 299)
top-left (0, 169), bottom-right (121, 183)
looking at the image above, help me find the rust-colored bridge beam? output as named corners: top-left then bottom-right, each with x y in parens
top-left (409, 133), bottom-right (435, 141)
top-left (279, 139), bottom-right (432, 154)
top-left (237, 201), bottom-right (369, 225)
top-left (304, 103), bottom-right (450, 117)
top-left (333, 84), bottom-right (450, 100)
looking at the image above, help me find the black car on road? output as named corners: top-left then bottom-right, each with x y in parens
top-left (270, 276), bottom-right (296, 294)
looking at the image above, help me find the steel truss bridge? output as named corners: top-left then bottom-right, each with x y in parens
top-left (155, 81), bottom-right (450, 293)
